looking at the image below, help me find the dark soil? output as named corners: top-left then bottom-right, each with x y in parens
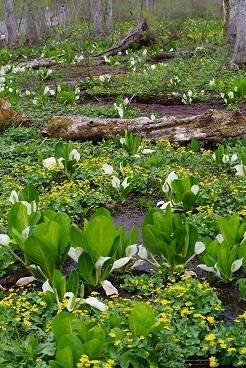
top-left (132, 101), bottom-right (226, 118)
top-left (80, 95), bottom-right (246, 118)
top-left (113, 206), bottom-right (144, 234)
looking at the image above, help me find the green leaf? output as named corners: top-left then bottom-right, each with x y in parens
top-left (85, 216), bottom-right (117, 259)
top-left (20, 184), bottom-right (39, 203)
top-left (67, 270), bottom-right (79, 296)
top-left (54, 212), bottom-right (71, 255)
top-left (92, 208), bottom-right (112, 219)
top-left (128, 302), bottom-right (155, 337)
top-left (70, 224), bottom-right (84, 248)
top-left (78, 253), bottom-right (96, 285)
top-left (53, 269), bottom-right (66, 301)
top-left (49, 361), bottom-right (63, 368)
top-left (8, 202), bottom-right (29, 237)
top-left (57, 334), bottom-right (83, 364)
top-left (83, 338), bottom-right (104, 359)
top-left (24, 234), bottom-right (57, 281)
top-left (52, 312), bottom-right (75, 342)
top-left (56, 347), bottom-right (73, 368)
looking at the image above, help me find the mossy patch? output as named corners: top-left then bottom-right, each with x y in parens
top-left (0, 98), bottom-right (26, 132)
top-left (47, 116), bottom-right (73, 138)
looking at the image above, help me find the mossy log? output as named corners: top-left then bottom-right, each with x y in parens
top-left (94, 20), bottom-right (155, 59)
top-left (18, 57), bottom-right (56, 70)
top-left (46, 110), bottom-right (246, 142)
top-left (0, 98), bottom-right (29, 131)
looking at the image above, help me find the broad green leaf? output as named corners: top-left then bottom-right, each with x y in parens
top-left (57, 334), bottom-right (83, 364)
top-left (78, 253), bottom-right (96, 285)
top-left (83, 338), bottom-right (104, 359)
top-left (56, 347), bottom-right (73, 368)
top-left (8, 202), bottom-right (29, 237)
top-left (92, 208), bottom-right (111, 219)
top-left (54, 212), bottom-right (71, 255)
top-left (70, 224), bottom-right (84, 248)
top-left (85, 216), bottom-right (117, 259)
top-left (67, 270), bottom-right (79, 296)
top-left (49, 361), bottom-right (63, 368)
top-left (53, 269), bottom-right (66, 301)
top-left (128, 302), bottom-right (155, 337)
top-left (24, 234), bottom-right (57, 281)
top-left (52, 312), bottom-right (75, 342)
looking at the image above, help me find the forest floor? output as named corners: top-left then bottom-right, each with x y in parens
top-left (0, 18), bottom-right (245, 368)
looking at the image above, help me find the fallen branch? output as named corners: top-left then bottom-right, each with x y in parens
top-left (45, 110), bottom-right (246, 142)
top-left (94, 19), bottom-right (155, 59)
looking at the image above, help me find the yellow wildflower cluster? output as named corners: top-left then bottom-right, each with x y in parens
top-left (77, 355), bottom-right (100, 368)
top-left (0, 289), bottom-right (45, 329)
top-left (77, 355), bottom-right (115, 368)
top-left (209, 356), bottom-right (217, 367)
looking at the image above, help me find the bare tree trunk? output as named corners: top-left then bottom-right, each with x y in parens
top-left (223, 0), bottom-right (237, 45)
top-left (4, 0), bottom-right (17, 48)
top-left (146, 0), bottom-right (155, 12)
top-left (24, 0), bottom-right (38, 46)
top-left (102, 0), bottom-right (113, 35)
top-left (90, 0), bottom-right (103, 37)
top-left (39, 6), bottom-right (48, 36)
top-left (231, 0), bottom-right (246, 66)
top-left (90, 0), bottom-right (113, 37)
top-left (138, 0), bottom-right (145, 18)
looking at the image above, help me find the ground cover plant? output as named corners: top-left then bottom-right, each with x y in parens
top-left (0, 1), bottom-right (246, 367)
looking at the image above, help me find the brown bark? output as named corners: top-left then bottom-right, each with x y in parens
top-left (4, 0), bottom-right (17, 48)
top-left (146, 0), bottom-right (155, 12)
top-left (24, 0), bottom-right (38, 46)
top-left (94, 19), bottom-right (155, 58)
top-left (102, 0), bottom-right (113, 35)
top-left (231, 0), bottom-right (246, 66)
top-left (90, 0), bottom-right (103, 37)
top-left (46, 110), bottom-right (246, 142)
top-left (223, 0), bottom-right (237, 45)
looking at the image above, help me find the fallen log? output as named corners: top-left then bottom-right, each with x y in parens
top-left (17, 57), bottom-right (57, 70)
top-left (94, 19), bottom-right (155, 59)
top-left (45, 109), bottom-right (246, 142)
top-left (148, 50), bottom-right (195, 62)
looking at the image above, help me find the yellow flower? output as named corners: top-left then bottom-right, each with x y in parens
top-left (209, 356), bottom-right (217, 367)
top-left (114, 339), bottom-right (121, 347)
top-left (218, 339), bottom-right (227, 349)
top-left (240, 347), bottom-right (246, 355)
top-left (227, 347), bottom-right (236, 353)
top-left (103, 359), bottom-right (115, 368)
top-left (109, 332), bottom-right (116, 338)
top-left (180, 307), bottom-right (192, 317)
top-left (205, 333), bottom-right (216, 346)
top-left (207, 316), bottom-right (216, 325)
